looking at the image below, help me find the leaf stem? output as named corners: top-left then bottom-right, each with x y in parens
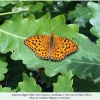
top-left (0, 12), bottom-right (14, 16)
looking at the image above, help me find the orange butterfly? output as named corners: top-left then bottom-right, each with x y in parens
top-left (24, 32), bottom-right (78, 61)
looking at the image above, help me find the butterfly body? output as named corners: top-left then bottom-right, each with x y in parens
top-left (24, 32), bottom-right (78, 61)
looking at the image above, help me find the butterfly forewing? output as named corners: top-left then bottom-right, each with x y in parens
top-left (24, 35), bottom-right (50, 59)
top-left (50, 36), bottom-right (78, 61)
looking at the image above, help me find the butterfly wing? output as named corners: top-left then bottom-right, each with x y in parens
top-left (51, 36), bottom-right (78, 61)
top-left (24, 35), bottom-right (50, 59)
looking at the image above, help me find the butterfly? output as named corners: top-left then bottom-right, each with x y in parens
top-left (24, 32), bottom-right (78, 61)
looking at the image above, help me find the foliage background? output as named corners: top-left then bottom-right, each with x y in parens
top-left (0, 1), bottom-right (100, 92)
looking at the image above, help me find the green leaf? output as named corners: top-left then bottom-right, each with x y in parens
top-left (53, 70), bottom-right (73, 92)
top-left (74, 4), bottom-right (91, 19)
top-left (89, 76), bottom-right (100, 92)
top-left (29, 2), bottom-right (44, 12)
top-left (77, 34), bottom-right (100, 57)
top-left (0, 1), bottom-right (11, 7)
top-left (73, 76), bottom-right (95, 92)
top-left (0, 12), bottom-right (100, 79)
top-left (87, 2), bottom-right (100, 38)
top-left (0, 56), bottom-right (8, 81)
top-left (89, 82), bottom-right (100, 92)
top-left (0, 85), bottom-right (16, 92)
top-left (0, 11), bottom-right (100, 80)
top-left (73, 75), bottom-right (100, 92)
top-left (68, 34), bottom-right (100, 79)
top-left (39, 71), bottom-right (57, 88)
top-left (18, 73), bottom-right (42, 92)
top-left (0, 12), bottom-right (79, 77)
top-left (68, 4), bottom-right (91, 27)
top-left (96, 39), bottom-right (100, 46)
